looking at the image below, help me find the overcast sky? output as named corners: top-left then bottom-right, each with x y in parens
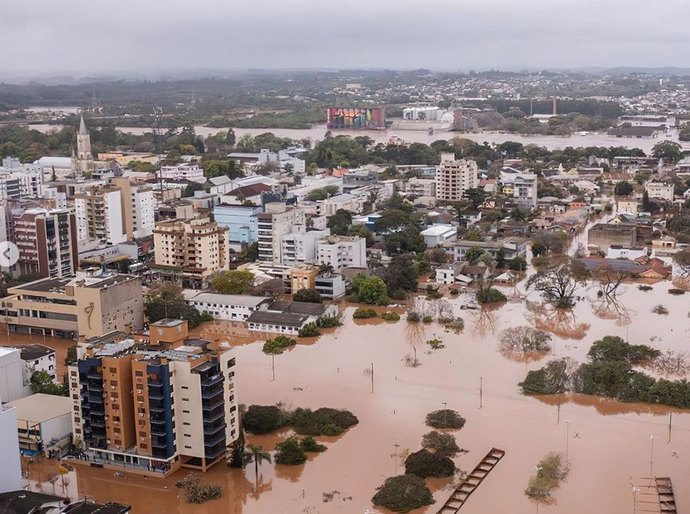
top-left (3, 0), bottom-right (690, 80)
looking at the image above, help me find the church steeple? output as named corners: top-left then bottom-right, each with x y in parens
top-left (79, 114), bottom-right (88, 136)
top-left (75, 112), bottom-right (94, 175)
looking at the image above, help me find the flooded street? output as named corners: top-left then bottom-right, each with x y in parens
top-left (15, 281), bottom-right (690, 513)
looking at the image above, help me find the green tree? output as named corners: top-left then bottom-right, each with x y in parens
top-left (275, 437), bottom-right (307, 465)
top-left (145, 283), bottom-right (207, 327)
top-left (383, 254), bottom-right (419, 297)
top-left (293, 288), bottom-right (323, 303)
top-left (463, 188), bottom-right (489, 210)
top-left (327, 209), bottom-right (353, 235)
top-left (652, 140), bottom-right (683, 163)
top-left (614, 180), bottom-right (634, 196)
top-left (350, 274), bottom-right (389, 305)
top-left (29, 371), bottom-right (68, 396)
top-left (464, 247), bottom-right (486, 265)
top-left (209, 270), bottom-right (255, 294)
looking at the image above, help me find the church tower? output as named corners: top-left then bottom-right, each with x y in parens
top-left (75, 114), bottom-right (94, 174)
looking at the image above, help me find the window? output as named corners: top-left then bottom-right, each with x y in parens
top-left (135, 371), bottom-right (143, 377)
top-left (183, 410), bottom-right (190, 414)
top-left (183, 422), bottom-right (190, 426)
top-left (109, 367), bottom-right (117, 373)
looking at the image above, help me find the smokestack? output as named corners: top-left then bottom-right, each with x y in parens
top-left (552, 94), bottom-right (557, 116)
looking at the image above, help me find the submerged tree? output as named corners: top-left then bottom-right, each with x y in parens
top-left (527, 257), bottom-right (590, 309)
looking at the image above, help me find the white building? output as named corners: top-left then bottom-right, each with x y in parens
top-left (645, 182), bottom-right (674, 202)
top-left (281, 228), bottom-right (330, 266)
top-left (160, 163), bottom-right (205, 182)
top-left (110, 178), bottom-right (156, 239)
top-left (316, 235), bottom-right (367, 270)
top-left (606, 246), bottom-right (648, 260)
top-left (435, 153), bottom-right (479, 202)
top-left (421, 224), bottom-right (457, 248)
top-left (257, 204), bottom-right (307, 263)
top-left (0, 399), bottom-right (21, 492)
top-left (617, 198), bottom-right (638, 215)
top-left (15, 344), bottom-right (57, 383)
top-left (183, 291), bottom-right (272, 321)
top-left (8, 393), bottom-right (72, 457)
top-left (0, 348), bottom-right (31, 403)
top-left (75, 185), bottom-right (127, 248)
top-left (512, 173), bottom-right (538, 210)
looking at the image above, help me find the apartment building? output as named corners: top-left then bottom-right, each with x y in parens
top-left (160, 164), bottom-right (205, 182)
top-left (511, 173), bottom-right (538, 210)
top-left (153, 216), bottom-right (229, 288)
top-left (402, 177), bottom-right (436, 198)
top-left (281, 228), bottom-right (330, 266)
top-left (316, 235), bottom-right (366, 270)
top-left (68, 321), bottom-right (239, 475)
top-left (0, 270), bottom-right (144, 339)
top-left (644, 182), bottom-right (674, 202)
top-left (74, 185), bottom-right (127, 248)
top-left (0, 347), bottom-right (31, 402)
top-left (435, 153), bottom-right (479, 202)
top-left (110, 178), bottom-right (155, 240)
top-left (257, 204), bottom-right (306, 263)
top-left (13, 208), bottom-right (79, 278)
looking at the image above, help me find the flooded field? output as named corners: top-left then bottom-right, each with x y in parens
top-left (14, 279), bottom-right (690, 513)
top-left (26, 122), bottom-right (690, 153)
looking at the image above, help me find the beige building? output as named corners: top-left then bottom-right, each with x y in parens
top-left (69, 323), bottom-right (239, 475)
top-left (435, 153), bottom-right (479, 202)
top-left (644, 182), bottom-right (674, 202)
top-left (110, 177), bottom-right (155, 239)
top-left (0, 270), bottom-right (144, 339)
top-left (316, 235), bottom-right (367, 270)
top-left (154, 216), bottom-right (229, 288)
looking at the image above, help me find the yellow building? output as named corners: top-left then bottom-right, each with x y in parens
top-left (0, 270), bottom-right (144, 339)
top-left (153, 216), bottom-right (230, 288)
top-left (289, 264), bottom-right (319, 292)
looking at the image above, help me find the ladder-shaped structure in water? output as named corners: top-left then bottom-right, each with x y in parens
top-left (437, 448), bottom-right (505, 513)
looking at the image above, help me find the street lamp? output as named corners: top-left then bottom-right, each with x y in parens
top-left (649, 435), bottom-right (656, 478)
top-left (565, 419), bottom-right (571, 459)
top-left (394, 443), bottom-right (400, 475)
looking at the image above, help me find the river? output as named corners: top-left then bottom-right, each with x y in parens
top-left (26, 122), bottom-right (690, 153)
top-left (14, 279), bottom-right (690, 513)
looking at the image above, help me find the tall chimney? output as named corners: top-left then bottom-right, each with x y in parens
top-left (552, 94), bottom-right (557, 116)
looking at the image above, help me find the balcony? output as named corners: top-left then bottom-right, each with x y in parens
top-left (203, 421), bottom-right (225, 436)
top-left (204, 440), bottom-right (227, 460)
top-left (204, 431), bottom-right (226, 447)
top-left (201, 386), bottom-right (223, 400)
top-left (202, 394), bottom-right (224, 411)
top-left (201, 373), bottom-right (223, 387)
top-left (151, 437), bottom-right (168, 448)
top-left (203, 406), bottom-right (225, 423)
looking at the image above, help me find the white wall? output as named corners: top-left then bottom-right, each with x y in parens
top-left (0, 349), bottom-right (30, 403)
top-left (172, 361), bottom-right (205, 459)
top-left (0, 403), bottom-right (21, 492)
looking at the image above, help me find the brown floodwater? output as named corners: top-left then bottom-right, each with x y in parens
top-left (15, 279), bottom-right (690, 514)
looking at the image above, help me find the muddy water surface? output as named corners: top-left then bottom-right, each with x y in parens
top-left (15, 282), bottom-right (690, 514)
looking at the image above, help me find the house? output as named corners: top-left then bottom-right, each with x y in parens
top-left (606, 245), bottom-right (648, 260)
top-left (246, 301), bottom-right (338, 335)
top-left (183, 291), bottom-right (272, 321)
top-left (645, 182), bottom-right (674, 202)
top-left (0, 491), bottom-right (131, 513)
top-left (617, 198), bottom-right (638, 214)
top-left (441, 238), bottom-right (528, 262)
top-left (420, 225), bottom-right (457, 248)
top-left (435, 262), bottom-right (490, 285)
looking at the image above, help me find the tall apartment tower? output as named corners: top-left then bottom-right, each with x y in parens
top-left (74, 185), bottom-right (127, 248)
top-left (75, 115), bottom-right (95, 175)
top-left (13, 208), bottom-right (79, 278)
top-left (257, 203), bottom-right (306, 263)
top-left (110, 178), bottom-right (155, 240)
top-left (153, 216), bottom-right (229, 287)
top-left (435, 153), bottom-right (479, 202)
top-left (68, 321), bottom-right (239, 474)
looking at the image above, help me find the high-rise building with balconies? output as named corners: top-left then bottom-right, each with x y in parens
top-left (68, 320), bottom-right (239, 475)
top-left (435, 153), bottom-right (479, 202)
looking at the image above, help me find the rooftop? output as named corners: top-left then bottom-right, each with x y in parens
top-left (184, 291), bottom-right (271, 308)
top-left (17, 344), bottom-right (55, 361)
top-left (8, 393), bottom-right (72, 424)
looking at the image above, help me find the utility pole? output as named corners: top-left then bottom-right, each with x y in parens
top-left (153, 107), bottom-right (164, 197)
top-left (370, 363), bottom-right (374, 394)
top-left (271, 354), bottom-right (275, 381)
top-left (479, 376), bottom-right (483, 409)
top-left (668, 412), bottom-right (672, 443)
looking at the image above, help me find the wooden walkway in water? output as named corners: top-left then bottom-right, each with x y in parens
top-left (437, 448), bottom-right (505, 513)
top-left (632, 477), bottom-right (678, 513)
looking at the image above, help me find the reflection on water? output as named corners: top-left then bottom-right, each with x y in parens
top-left (8, 283), bottom-right (690, 513)
top-left (526, 301), bottom-right (591, 340)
